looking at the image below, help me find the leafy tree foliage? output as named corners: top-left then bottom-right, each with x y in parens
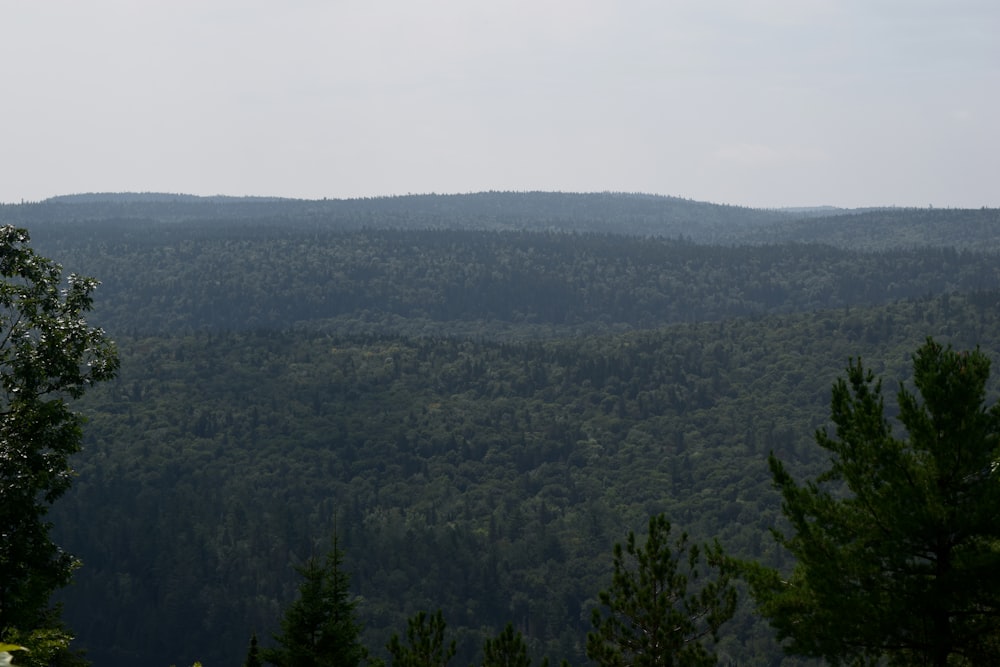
top-left (263, 539), bottom-right (365, 667)
top-left (0, 642), bottom-right (26, 667)
top-left (748, 339), bottom-right (1000, 666)
top-left (0, 626), bottom-right (85, 667)
top-left (586, 514), bottom-right (738, 667)
top-left (0, 226), bottom-right (117, 644)
top-left (387, 610), bottom-right (456, 667)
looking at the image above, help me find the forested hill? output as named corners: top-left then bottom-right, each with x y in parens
top-left (739, 206), bottom-right (1000, 250)
top-left (53, 293), bottom-right (1000, 667)
top-left (0, 195), bottom-right (996, 666)
top-left (3, 191), bottom-right (788, 240)
top-left (23, 223), bottom-right (1000, 339)
top-left (7, 190), bottom-right (998, 250)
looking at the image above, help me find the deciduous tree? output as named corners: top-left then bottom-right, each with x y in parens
top-left (0, 226), bottom-right (118, 643)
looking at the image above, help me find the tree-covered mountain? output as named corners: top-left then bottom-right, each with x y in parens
top-left (3, 192), bottom-right (789, 240)
top-left (8, 191), bottom-right (997, 250)
top-left (739, 206), bottom-right (1000, 251)
top-left (22, 224), bottom-right (1000, 339)
top-left (0, 193), bottom-right (996, 666)
top-left (50, 293), bottom-right (1000, 667)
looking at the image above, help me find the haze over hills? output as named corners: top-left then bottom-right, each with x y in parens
top-left (42, 192), bottom-right (872, 217)
top-left (44, 192), bottom-right (296, 204)
top-left (7, 190), bottom-right (1000, 250)
top-left (12, 191), bottom-right (791, 237)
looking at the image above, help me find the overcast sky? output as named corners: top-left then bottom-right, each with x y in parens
top-left (1, 1), bottom-right (997, 208)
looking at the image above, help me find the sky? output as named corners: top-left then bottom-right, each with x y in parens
top-left (1, 1), bottom-right (998, 208)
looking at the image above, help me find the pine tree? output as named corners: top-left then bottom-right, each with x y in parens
top-left (243, 632), bottom-right (262, 667)
top-left (481, 623), bottom-right (530, 667)
top-left (263, 538), bottom-right (365, 667)
top-left (586, 514), bottom-right (737, 667)
top-left (387, 610), bottom-right (455, 667)
top-left (746, 339), bottom-right (1000, 665)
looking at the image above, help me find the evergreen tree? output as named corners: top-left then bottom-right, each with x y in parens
top-left (387, 610), bottom-right (455, 667)
top-left (586, 514), bottom-right (738, 667)
top-left (746, 339), bottom-right (1000, 665)
top-left (481, 623), bottom-right (530, 667)
top-left (243, 632), bottom-right (262, 667)
top-left (263, 538), bottom-right (365, 667)
top-left (0, 226), bottom-right (118, 650)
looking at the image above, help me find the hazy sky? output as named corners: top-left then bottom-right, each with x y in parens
top-left (2, 1), bottom-right (997, 208)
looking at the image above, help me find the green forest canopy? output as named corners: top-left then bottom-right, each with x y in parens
top-left (0, 192), bottom-right (995, 665)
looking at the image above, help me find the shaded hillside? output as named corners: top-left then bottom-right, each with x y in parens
top-left (737, 207), bottom-right (1000, 251)
top-left (50, 292), bottom-right (1000, 667)
top-left (21, 224), bottom-right (1000, 338)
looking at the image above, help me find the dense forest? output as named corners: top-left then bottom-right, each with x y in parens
top-left (3, 192), bottom-right (999, 666)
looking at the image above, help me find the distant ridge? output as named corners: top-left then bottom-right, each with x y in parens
top-left (10, 191), bottom-right (793, 239)
top-left (45, 192), bottom-right (294, 204)
top-left (43, 190), bottom-right (736, 207)
top-left (776, 205), bottom-right (910, 218)
top-left (7, 191), bottom-right (996, 250)
top-left (777, 205), bottom-right (846, 216)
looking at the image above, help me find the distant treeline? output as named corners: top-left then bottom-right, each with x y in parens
top-left (6, 190), bottom-right (999, 248)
